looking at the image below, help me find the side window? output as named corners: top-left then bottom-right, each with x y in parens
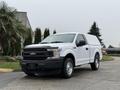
top-left (76, 34), bottom-right (86, 46)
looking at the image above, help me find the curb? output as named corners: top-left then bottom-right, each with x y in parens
top-left (0, 68), bottom-right (14, 73)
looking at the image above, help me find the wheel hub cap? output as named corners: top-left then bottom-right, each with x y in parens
top-left (66, 62), bottom-right (73, 76)
top-left (95, 58), bottom-right (99, 68)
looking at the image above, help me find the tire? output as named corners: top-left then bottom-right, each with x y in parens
top-left (62, 58), bottom-right (74, 78)
top-left (24, 71), bottom-right (35, 77)
top-left (90, 54), bottom-right (100, 70)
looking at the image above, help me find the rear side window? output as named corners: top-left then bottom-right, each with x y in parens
top-left (76, 34), bottom-right (87, 45)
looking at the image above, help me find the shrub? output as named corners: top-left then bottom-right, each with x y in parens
top-left (0, 56), bottom-right (18, 62)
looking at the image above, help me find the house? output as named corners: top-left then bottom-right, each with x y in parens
top-left (15, 12), bottom-right (32, 53)
top-left (15, 11), bottom-right (31, 29)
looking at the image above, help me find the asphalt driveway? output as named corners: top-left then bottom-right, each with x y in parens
top-left (0, 57), bottom-right (120, 90)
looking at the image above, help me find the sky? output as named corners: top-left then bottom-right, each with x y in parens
top-left (2, 0), bottom-right (120, 47)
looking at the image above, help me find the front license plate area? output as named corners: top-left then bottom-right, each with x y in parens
top-left (28, 64), bottom-right (36, 70)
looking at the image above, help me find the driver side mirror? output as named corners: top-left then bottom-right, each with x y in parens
top-left (76, 40), bottom-right (86, 47)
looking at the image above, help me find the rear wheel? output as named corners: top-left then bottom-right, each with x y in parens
top-left (90, 54), bottom-right (100, 70)
top-left (62, 58), bottom-right (74, 78)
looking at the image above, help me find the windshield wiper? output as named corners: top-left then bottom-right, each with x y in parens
top-left (51, 41), bottom-right (64, 43)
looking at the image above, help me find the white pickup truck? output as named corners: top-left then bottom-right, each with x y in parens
top-left (21, 32), bottom-right (102, 78)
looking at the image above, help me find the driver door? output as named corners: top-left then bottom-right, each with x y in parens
top-left (74, 34), bottom-right (89, 65)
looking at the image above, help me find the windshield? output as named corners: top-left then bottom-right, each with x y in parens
top-left (41, 34), bottom-right (76, 44)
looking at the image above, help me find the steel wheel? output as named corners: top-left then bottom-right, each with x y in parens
top-left (62, 58), bottom-right (74, 78)
top-left (90, 54), bottom-right (100, 70)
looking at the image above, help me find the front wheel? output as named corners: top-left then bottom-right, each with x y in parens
top-left (24, 71), bottom-right (35, 77)
top-left (90, 54), bottom-right (100, 70)
top-left (62, 58), bottom-right (74, 78)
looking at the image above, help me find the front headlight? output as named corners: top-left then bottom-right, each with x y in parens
top-left (47, 48), bottom-right (61, 59)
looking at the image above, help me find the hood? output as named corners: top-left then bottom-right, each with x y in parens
top-left (25, 43), bottom-right (74, 49)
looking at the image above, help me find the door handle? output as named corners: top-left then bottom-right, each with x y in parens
top-left (86, 48), bottom-right (88, 50)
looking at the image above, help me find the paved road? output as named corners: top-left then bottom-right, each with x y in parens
top-left (0, 57), bottom-right (120, 90)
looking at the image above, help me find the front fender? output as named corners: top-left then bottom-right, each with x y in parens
top-left (60, 49), bottom-right (76, 58)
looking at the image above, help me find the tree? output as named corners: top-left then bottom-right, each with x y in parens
top-left (44, 28), bottom-right (50, 39)
top-left (47, 28), bottom-right (50, 36)
top-left (53, 30), bottom-right (56, 34)
top-left (88, 22), bottom-right (103, 44)
top-left (34, 28), bottom-right (41, 44)
top-left (0, 1), bottom-right (29, 56)
top-left (108, 45), bottom-right (114, 48)
top-left (24, 28), bottom-right (33, 46)
top-left (102, 43), bottom-right (106, 48)
top-left (43, 29), bottom-right (47, 39)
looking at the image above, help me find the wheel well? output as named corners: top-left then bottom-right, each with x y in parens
top-left (96, 52), bottom-right (100, 57)
top-left (65, 53), bottom-right (75, 67)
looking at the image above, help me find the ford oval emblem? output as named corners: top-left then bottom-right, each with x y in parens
top-left (30, 52), bottom-right (36, 55)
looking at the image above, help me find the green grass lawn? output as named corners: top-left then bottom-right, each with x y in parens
top-left (102, 55), bottom-right (113, 61)
top-left (0, 61), bottom-right (21, 71)
top-left (107, 54), bottom-right (120, 57)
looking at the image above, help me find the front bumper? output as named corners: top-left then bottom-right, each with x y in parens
top-left (20, 57), bottom-right (64, 72)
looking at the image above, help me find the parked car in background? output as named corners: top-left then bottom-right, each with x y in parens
top-left (106, 48), bottom-right (120, 54)
top-left (20, 32), bottom-right (102, 78)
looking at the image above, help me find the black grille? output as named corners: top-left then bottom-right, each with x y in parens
top-left (23, 48), bottom-right (53, 60)
top-left (24, 48), bottom-right (47, 52)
